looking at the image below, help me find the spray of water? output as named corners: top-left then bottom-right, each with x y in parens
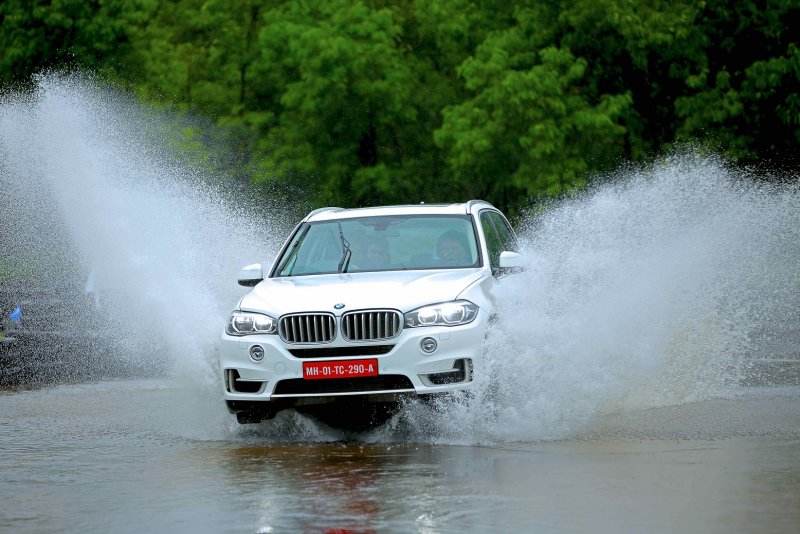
top-left (406, 154), bottom-right (799, 443)
top-left (0, 74), bottom-right (286, 401)
top-left (1, 74), bottom-right (797, 443)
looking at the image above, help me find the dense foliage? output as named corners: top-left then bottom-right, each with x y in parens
top-left (2, 0), bottom-right (798, 214)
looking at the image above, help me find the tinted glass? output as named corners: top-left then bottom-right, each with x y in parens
top-left (274, 215), bottom-right (481, 276)
top-left (480, 210), bottom-right (517, 269)
top-left (480, 211), bottom-right (502, 268)
top-left (488, 211), bottom-right (516, 252)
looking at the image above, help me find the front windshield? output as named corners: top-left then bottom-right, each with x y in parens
top-left (274, 215), bottom-right (480, 276)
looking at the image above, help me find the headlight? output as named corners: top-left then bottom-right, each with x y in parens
top-left (405, 300), bottom-right (479, 327)
top-left (225, 311), bottom-right (278, 336)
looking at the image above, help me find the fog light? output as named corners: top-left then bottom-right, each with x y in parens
top-left (420, 337), bottom-right (438, 354)
top-left (250, 345), bottom-right (265, 362)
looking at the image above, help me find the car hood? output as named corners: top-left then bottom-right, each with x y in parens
top-left (239, 269), bottom-right (486, 316)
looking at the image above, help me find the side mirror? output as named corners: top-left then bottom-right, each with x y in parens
top-left (238, 263), bottom-right (263, 287)
top-left (497, 251), bottom-right (525, 272)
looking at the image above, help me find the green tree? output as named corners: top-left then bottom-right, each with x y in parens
top-left (3, 0), bottom-right (797, 214)
top-left (673, 0), bottom-right (800, 166)
top-left (435, 3), bottom-right (632, 204)
top-left (249, 1), bottom-right (431, 206)
top-left (555, 0), bottom-right (704, 159)
top-left (0, 0), bottom-right (132, 87)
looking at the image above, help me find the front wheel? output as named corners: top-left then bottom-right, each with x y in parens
top-left (235, 409), bottom-right (276, 424)
top-left (226, 399), bottom-right (284, 424)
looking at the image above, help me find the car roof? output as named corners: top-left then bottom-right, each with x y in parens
top-left (304, 201), bottom-right (497, 222)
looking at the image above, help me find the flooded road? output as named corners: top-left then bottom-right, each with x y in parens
top-left (2, 380), bottom-right (799, 533)
top-left (2, 75), bottom-right (800, 533)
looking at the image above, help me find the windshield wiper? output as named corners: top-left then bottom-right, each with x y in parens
top-left (337, 222), bottom-right (352, 273)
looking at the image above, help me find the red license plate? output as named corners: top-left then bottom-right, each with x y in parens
top-left (302, 359), bottom-right (379, 380)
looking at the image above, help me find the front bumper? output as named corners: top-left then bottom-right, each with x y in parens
top-left (219, 311), bottom-right (487, 409)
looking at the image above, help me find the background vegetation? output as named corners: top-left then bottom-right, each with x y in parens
top-left (1, 0), bottom-right (798, 215)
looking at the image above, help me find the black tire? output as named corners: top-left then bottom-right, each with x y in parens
top-left (235, 409), bottom-right (276, 424)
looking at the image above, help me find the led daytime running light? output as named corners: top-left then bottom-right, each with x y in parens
top-left (226, 311), bottom-right (278, 336)
top-left (405, 300), bottom-right (478, 328)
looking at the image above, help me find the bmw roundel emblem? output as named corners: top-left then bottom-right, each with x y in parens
top-left (334, 303), bottom-right (345, 310)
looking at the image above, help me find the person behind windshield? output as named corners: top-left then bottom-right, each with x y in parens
top-left (435, 230), bottom-right (471, 267)
top-left (358, 237), bottom-right (391, 270)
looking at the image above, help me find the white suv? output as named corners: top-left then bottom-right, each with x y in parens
top-left (220, 200), bottom-right (522, 426)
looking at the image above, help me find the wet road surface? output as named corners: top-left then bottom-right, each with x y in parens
top-left (2, 379), bottom-right (799, 533)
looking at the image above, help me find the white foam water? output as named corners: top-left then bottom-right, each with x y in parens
top-left (2, 74), bottom-right (798, 444)
top-left (407, 154), bottom-right (800, 443)
top-left (0, 74), bottom-right (286, 393)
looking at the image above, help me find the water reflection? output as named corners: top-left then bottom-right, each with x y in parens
top-left (210, 439), bottom-right (800, 533)
top-left (220, 444), bottom-right (437, 533)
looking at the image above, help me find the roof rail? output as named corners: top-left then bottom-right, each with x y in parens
top-left (304, 207), bottom-right (343, 220)
top-left (465, 199), bottom-right (495, 212)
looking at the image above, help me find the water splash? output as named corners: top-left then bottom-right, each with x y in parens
top-left (410, 154), bottom-right (799, 442)
top-left (2, 74), bottom-right (797, 444)
top-left (0, 73), bottom-right (287, 392)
